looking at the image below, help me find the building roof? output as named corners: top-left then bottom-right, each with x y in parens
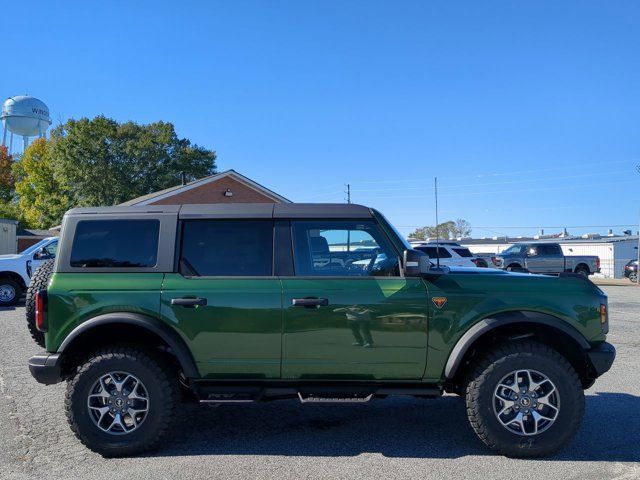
top-left (17, 227), bottom-right (58, 237)
top-left (119, 169), bottom-right (291, 206)
top-left (66, 203), bottom-right (373, 220)
top-left (460, 234), bottom-right (639, 245)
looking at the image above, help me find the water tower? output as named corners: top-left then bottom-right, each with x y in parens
top-left (1, 95), bottom-right (51, 153)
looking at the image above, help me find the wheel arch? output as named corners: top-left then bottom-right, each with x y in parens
top-left (444, 311), bottom-right (593, 389)
top-left (58, 312), bottom-right (200, 379)
top-left (574, 263), bottom-right (590, 273)
top-left (0, 270), bottom-right (27, 290)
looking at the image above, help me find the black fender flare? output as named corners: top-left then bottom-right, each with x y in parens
top-left (58, 312), bottom-right (200, 379)
top-left (444, 310), bottom-right (590, 380)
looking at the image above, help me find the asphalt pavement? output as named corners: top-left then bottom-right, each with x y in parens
top-left (0, 286), bottom-right (638, 480)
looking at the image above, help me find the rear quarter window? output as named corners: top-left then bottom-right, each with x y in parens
top-left (70, 220), bottom-right (160, 268)
top-left (452, 247), bottom-right (473, 258)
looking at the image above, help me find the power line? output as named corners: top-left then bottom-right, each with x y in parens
top-left (396, 223), bottom-right (639, 229)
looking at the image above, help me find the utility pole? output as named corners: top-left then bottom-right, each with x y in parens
top-left (344, 183), bottom-right (351, 204)
top-left (434, 177), bottom-right (441, 269)
top-left (636, 165), bottom-right (640, 284)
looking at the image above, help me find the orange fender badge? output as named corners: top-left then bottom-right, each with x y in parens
top-left (432, 297), bottom-right (448, 309)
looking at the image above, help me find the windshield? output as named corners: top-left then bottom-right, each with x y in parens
top-left (21, 238), bottom-right (54, 255)
top-left (373, 211), bottom-right (412, 250)
top-left (501, 244), bottom-right (526, 255)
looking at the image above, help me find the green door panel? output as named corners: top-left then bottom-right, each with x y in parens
top-left (161, 274), bottom-right (282, 379)
top-left (45, 273), bottom-right (165, 351)
top-left (281, 277), bottom-right (429, 380)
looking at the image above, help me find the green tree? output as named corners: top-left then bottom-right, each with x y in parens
top-left (51, 116), bottom-right (217, 207)
top-left (13, 138), bottom-right (72, 228)
top-left (410, 219), bottom-right (472, 240)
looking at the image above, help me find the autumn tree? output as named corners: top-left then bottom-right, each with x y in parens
top-left (13, 138), bottom-right (71, 228)
top-left (0, 146), bottom-right (14, 202)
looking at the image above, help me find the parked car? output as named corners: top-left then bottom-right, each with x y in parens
top-left (623, 259), bottom-right (638, 283)
top-left (494, 242), bottom-right (600, 276)
top-left (474, 252), bottom-right (500, 268)
top-left (410, 241), bottom-right (486, 268)
top-left (0, 236), bottom-right (58, 305)
top-left (28, 204), bottom-right (614, 458)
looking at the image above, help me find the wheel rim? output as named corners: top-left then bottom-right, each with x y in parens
top-left (493, 369), bottom-right (560, 436)
top-left (0, 284), bottom-right (16, 302)
top-left (87, 371), bottom-right (150, 435)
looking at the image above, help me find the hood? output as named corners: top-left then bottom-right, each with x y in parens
top-left (444, 266), bottom-right (604, 296)
top-left (0, 254), bottom-right (24, 261)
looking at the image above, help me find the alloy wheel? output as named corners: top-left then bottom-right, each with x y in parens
top-left (0, 284), bottom-right (16, 303)
top-left (87, 371), bottom-right (150, 435)
top-left (493, 369), bottom-right (560, 436)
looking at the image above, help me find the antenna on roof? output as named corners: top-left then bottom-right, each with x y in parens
top-left (434, 177), bottom-right (440, 269)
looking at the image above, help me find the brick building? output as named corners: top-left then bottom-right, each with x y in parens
top-left (120, 170), bottom-right (291, 206)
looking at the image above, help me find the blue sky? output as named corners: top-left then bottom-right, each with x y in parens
top-left (2, 1), bottom-right (639, 237)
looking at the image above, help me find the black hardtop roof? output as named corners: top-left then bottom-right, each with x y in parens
top-left (65, 203), bottom-right (374, 219)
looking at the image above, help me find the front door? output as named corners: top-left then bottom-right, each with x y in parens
top-left (281, 220), bottom-right (429, 380)
top-left (524, 246), bottom-right (546, 273)
top-left (30, 239), bottom-right (58, 275)
top-left (161, 219), bottom-right (282, 379)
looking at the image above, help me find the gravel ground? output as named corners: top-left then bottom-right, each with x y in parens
top-left (0, 286), bottom-right (638, 480)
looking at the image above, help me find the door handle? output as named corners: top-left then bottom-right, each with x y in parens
top-left (171, 297), bottom-right (208, 308)
top-left (292, 298), bottom-right (329, 308)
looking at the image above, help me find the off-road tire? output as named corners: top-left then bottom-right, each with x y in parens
top-left (65, 346), bottom-right (179, 457)
top-left (25, 259), bottom-right (55, 347)
top-left (465, 340), bottom-right (584, 458)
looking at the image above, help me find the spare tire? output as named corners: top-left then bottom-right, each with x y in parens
top-left (25, 259), bottom-right (55, 348)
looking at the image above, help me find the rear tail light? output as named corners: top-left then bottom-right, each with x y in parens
top-left (596, 258), bottom-right (600, 270)
top-left (35, 290), bottom-right (47, 332)
top-left (491, 256), bottom-right (499, 266)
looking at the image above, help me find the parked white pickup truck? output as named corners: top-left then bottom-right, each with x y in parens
top-left (0, 237), bottom-right (58, 305)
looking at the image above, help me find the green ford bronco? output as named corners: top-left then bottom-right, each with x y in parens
top-left (27, 203), bottom-right (615, 457)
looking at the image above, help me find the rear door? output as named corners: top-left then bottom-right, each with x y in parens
top-left (161, 219), bottom-right (282, 379)
top-left (544, 244), bottom-right (565, 272)
top-left (280, 219), bottom-right (429, 380)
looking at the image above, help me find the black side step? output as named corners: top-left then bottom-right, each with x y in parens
top-left (193, 382), bottom-right (441, 404)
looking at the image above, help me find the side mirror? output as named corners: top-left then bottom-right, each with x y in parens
top-left (403, 249), bottom-right (431, 277)
top-left (527, 248), bottom-right (537, 257)
top-left (33, 247), bottom-right (50, 260)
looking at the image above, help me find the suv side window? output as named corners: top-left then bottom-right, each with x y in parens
top-left (452, 247), bottom-right (473, 258)
top-left (291, 220), bottom-right (399, 277)
top-left (180, 220), bottom-right (273, 276)
top-left (415, 246), bottom-right (453, 259)
top-left (70, 220), bottom-right (159, 268)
